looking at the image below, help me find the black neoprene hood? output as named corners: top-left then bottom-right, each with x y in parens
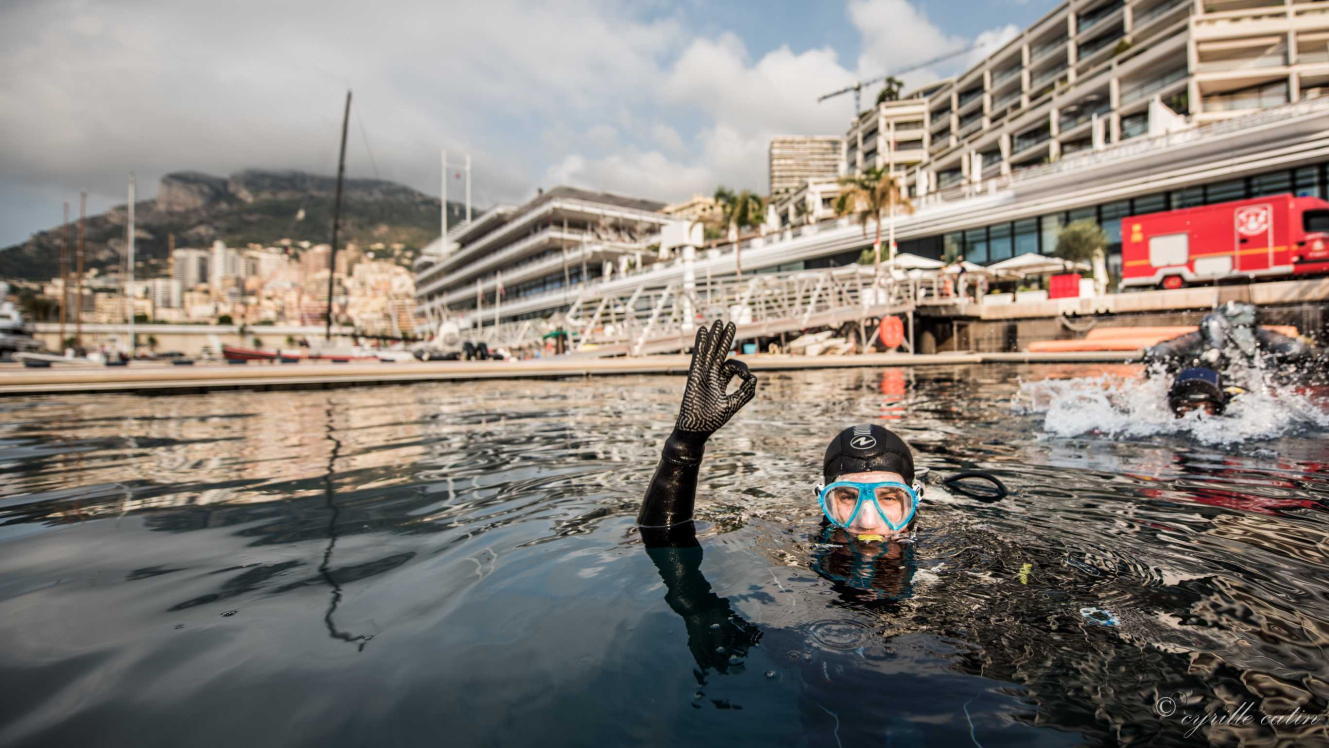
top-left (823, 424), bottom-right (915, 485)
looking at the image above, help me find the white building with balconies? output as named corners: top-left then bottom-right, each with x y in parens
top-left (862, 0), bottom-right (1329, 196)
top-left (414, 186), bottom-right (676, 327)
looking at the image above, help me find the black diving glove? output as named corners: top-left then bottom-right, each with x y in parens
top-left (675, 321), bottom-right (758, 438)
top-left (638, 322), bottom-right (758, 530)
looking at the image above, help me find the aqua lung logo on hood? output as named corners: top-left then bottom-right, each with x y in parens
top-left (849, 424), bottom-right (877, 450)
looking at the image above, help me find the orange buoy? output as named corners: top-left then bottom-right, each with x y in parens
top-left (878, 316), bottom-right (904, 349)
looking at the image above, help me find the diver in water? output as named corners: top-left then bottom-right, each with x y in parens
top-left (638, 321), bottom-right (922, 552)
top-left (1147, 301), bottom-right (1316, 416)
top-left (1145, 301), bottom-right (1312, 375)
top-left (636, 322), bottom-right (932, 672)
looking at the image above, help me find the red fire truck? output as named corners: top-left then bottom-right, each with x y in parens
top-left (1119, 193), bottom-right (1329, 290)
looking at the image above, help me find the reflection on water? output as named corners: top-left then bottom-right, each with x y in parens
top-left (1, 365), bottom-right (1328, 747)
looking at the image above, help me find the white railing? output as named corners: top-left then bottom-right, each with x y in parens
top-left (469, 264), bottom-right (945, 356)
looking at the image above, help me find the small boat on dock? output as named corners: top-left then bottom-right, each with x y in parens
top-left (221, 344), bottom-right (378, 364)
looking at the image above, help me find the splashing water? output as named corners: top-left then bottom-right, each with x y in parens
top-left (1014, 368), bottom-right (1329, 446)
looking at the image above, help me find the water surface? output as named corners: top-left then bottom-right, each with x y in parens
top-left (2, 365), bottom-right (1328, 747)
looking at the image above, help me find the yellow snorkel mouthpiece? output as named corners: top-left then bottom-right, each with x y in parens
top-left (856, 534), bottom-right (884, 542)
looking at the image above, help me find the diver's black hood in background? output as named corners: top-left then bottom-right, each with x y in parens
top-left (823, 424), bottom-right (915, 485)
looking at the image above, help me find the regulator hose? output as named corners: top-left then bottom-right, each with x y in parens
top-left (941, 471), bottom-right (1009, 503)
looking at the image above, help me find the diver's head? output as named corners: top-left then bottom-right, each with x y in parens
top-left (1221, 300), bottom-right (1257, 327)
top-left (817, 424), bottom-right (919, 540)
top-left (1168, 367), bottom-right (1228, 417)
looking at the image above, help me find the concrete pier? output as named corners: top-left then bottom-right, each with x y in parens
top-left (0, 351), bottom-right (1138, 397)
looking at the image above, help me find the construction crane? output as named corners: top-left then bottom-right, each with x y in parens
top-left (818, 44), bottom-right (982, 118)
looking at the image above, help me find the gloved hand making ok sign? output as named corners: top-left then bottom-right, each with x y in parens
top-left (675, 321), bottom-right (758, 438)
top-left (638, 321), bottom-right (759, 532)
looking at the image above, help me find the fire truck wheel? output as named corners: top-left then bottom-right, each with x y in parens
top-left (1160, 276), bottom-right (1185, 291)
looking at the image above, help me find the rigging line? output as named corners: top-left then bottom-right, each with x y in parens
top-left (284, 115), bottom-right (345, 241)
top-left (355, 107), bottom-right (382, 182)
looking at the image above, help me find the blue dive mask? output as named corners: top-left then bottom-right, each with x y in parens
top-left (816, 480), bottom-right (920, 534)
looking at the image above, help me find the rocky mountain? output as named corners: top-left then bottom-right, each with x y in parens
top-left (0, 170), bottom-right (473, 282)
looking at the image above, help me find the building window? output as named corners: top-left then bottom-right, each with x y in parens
top-left (965, 227), bottom-right (989, 263)
top-left (1040, 213), bottom-right (1064, 255)
top-left (1206, 178), bottom-right (1245, 204)
top-left (1295, 165), bottom-right (1324, 199)
top-left (1174, 186), bottom-right (1204, 209)
top-left (944, 231), bottom-right (964, 260)
top-left (1068, 206), bottom-right (1096, 226)
top-left (1133, 193), bottom-right (1168, 215)
top-left (1014, 218), bottom-right (1039, 255)
top-left (1100, 199), bottom-right (1132, 247)
top-left (1250, 170), bottom-right (1292, 197)
top-left (989, 222), bottom-right (1013, 261)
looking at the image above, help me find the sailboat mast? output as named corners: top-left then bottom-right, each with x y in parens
top-left (127, 173), bottom-right (136, 358)
top-left (76, 192), bottom-right (85, 349)
top-left (60, 202), bottom-right (68, 347)
top-left (325, 90), bottom-right (352, 340)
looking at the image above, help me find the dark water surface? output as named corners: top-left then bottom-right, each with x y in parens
top-left (3, 365), bottom-right (1329, 747)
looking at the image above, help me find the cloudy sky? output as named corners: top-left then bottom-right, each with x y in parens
top-left (0, 0), bottom-right (1057, 247)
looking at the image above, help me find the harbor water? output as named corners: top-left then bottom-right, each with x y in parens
top-left (2, 364), bottom-right (1328, 746)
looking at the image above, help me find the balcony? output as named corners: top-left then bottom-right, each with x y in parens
top-left (1031, 63), bottom-right (1069, 88)
top-left (1077, 0), bottom-right (1124, 34)
top-left (1058, 99), bottom-right (1111, 132)
top-left (993, 64), bottom-right (1022, 85)
top-left (1013, 126), bottom-right (1052, 154)
top-left (992, 89), bottom-right (1023, 111)
top-left (929, 115), bottom-right (953, 133)
top-left (957, 111), bottom-right (984, 137)
top-left (1193, 7), bottom-right (1291, 43)
top-left (936, 170), bottom-right (965, 189)
top-left (1133, 0), bottom-right (1191, 30)
top-left (421, 226), bottom-right (601, 295)
top-left (1031, 37), bottom-right (1068, 63)
top-left (1120, 67), bottom-right (1189, 105)
top-left (1078, 26), bottom-right (1125, 62)
top-left (437, 246), bottom-right (600, 306)
top-left (1301, 47), bottom-right (1329, 65)
top-left (957, 88), bottom-right (984, 110)
top-left (1197, 50), bottom-right (1288, 72)
top-left (1202, 80), bottom-right (1289, 112)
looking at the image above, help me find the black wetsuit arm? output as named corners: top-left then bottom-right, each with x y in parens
top-left (1255, 327), bottom-right (1311, 362)
top-left (637, 429), bottom-right (708, 537)
top-left (1145, 331), bottom-right (1205, 368)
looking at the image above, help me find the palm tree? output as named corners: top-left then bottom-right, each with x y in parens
top-left (1054, 219), bottom-right (1109, 294)
top-left (835, 166), bottom-right (915, 276)
top-left (876, 76), bottom-right (905, 105)
top-left (713, 186), bottom-right (765, 278)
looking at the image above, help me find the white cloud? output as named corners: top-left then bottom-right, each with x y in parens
top-left (651, 123), bottom-right (685, 153)
top-left (0, 0), bottom-right (1035, 246)
top-left (552, 0), bottom-right (1020, 202)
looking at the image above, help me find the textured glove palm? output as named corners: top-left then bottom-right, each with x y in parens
top-left (676, 322), bottom-right (758, 437)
